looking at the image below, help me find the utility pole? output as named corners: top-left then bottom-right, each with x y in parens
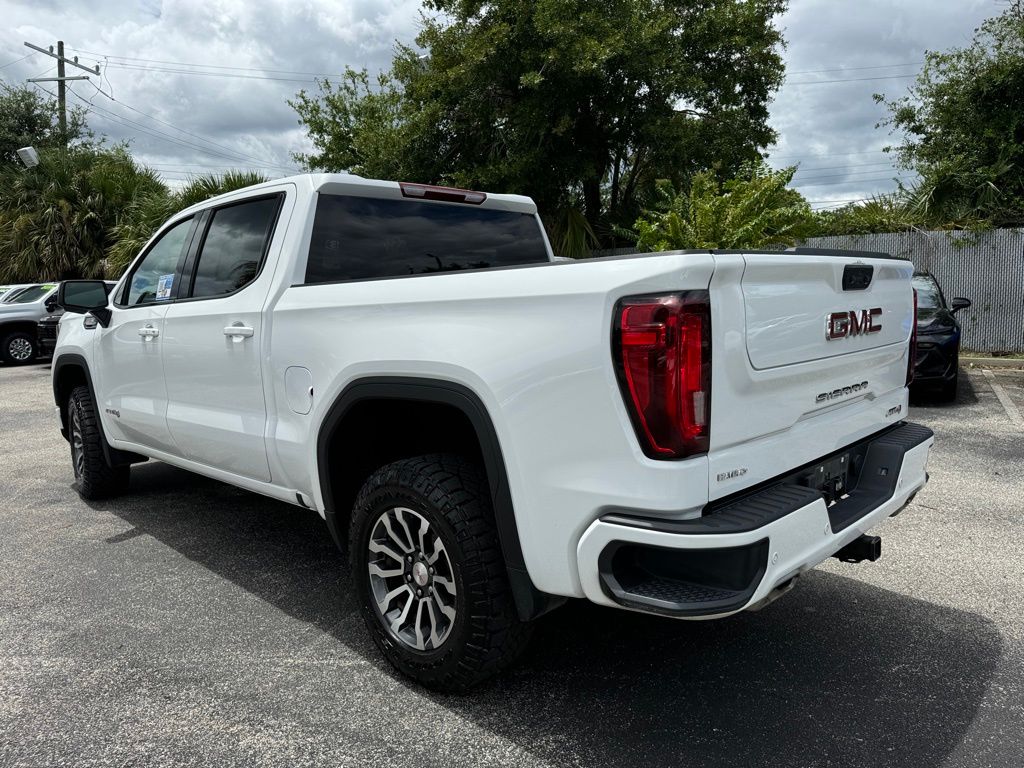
top-left (56, 41), bottom-right (66, 139)
top-left (23, 40), bottom-right (99, 145)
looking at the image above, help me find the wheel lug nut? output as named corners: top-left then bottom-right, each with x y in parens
top-left (406, 574), bottom-right (412, 581)
top-left (416, 589), bottom-right (422, 597)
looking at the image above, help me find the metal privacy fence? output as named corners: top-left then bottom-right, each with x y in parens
top-left (799, 230), bottom-right (1024, 353)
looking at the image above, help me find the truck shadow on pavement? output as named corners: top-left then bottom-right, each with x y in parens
top-left (98, 462), bottom-right (1001, 768)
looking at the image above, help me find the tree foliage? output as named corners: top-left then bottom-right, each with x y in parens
top-left (0, 141), bottom-right (268, 282)
top-left (0, 84), bottom-right (88, 168)
top-left (632, 163), bottom-right (816, 251)
top-left (0, 146), bottom-right (164, 281)
top-left (291, 0), bottom-right (787, 239)
top-left (876, 5), bottom-right (1024, 227)
top-left (107, 170), bottom-right (269, 274)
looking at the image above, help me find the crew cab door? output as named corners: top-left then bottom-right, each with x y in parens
top-left (160, 193), bottom-right (286, 482)
top-left (94, 216), bottom-right (198, 453)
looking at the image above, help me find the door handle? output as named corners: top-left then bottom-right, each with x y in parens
top-left (138, 324), bottom-right (159, 339)
top-left (223, 323), bottom-right (255, 340)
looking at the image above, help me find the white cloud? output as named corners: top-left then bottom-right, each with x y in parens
top-left (0, 0), bottom-right (421, 180)
top-left (0, 0), bottom-right (1002, 204)
top-left (768, 0), bottom-right (994, 206)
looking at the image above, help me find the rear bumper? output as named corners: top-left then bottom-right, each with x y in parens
top-left (576, 422), bottom-right (933, 618)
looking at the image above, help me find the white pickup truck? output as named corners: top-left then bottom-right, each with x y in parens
top-left (52, 174), bottom-right (932, 691)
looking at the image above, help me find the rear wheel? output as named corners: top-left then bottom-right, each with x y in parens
top-left (349, 454), bottom-right (531, 692)
top-left (1, 331), bottom-right (36, 365)
top-left (68, 385), bottom-right (130, 499)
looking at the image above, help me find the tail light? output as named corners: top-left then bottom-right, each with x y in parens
top-left (906, 288), bottom-right (918, 386)
top-left (612, 291), bottom-right (711, 459)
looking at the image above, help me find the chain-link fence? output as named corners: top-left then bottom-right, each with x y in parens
top-left (800, 230), bottom-right (1024, 352)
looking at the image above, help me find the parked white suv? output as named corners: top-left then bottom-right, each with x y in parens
top-left (52, 174), bottom-right (932, 691)
top-left (0, 283), bottom-right (58, 364)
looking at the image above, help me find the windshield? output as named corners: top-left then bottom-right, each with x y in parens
top-left (911, 275), bottom-right (943, 310)
top-left (7, 285), bottom-right (52, 304)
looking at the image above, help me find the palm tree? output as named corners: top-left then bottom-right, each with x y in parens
top-left (107, 170), bottom-right (269, 276)
top-left (0, 146), bottom-right (163, 281)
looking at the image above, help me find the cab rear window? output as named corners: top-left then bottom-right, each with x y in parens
top-left (304, 194), bottom-right (549, 284)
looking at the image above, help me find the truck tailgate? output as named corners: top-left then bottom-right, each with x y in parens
top-left (707, 250), bottom-right (915, 502)
top-left (742, 254), bottom-right (911, 368)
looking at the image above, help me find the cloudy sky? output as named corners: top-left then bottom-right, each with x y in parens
top-left (0, 0), bottom-right (998, 208)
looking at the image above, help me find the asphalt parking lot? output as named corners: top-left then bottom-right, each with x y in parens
top-left (1, 362), bottom-right (1022, 768)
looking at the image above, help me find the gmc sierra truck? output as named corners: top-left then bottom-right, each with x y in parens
top-left (52, 174), bottom-right (932, 691)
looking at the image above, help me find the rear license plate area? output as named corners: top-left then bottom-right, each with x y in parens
top-left (794, 453), bottom-right (852, 506)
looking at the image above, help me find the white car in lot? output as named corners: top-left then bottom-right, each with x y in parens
top-left (50, 174), bottom-right (933, 691)
top-left (0, 283), bottom-right (58, 364)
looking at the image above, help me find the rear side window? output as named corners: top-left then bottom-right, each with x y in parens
top-left (191, 196), bottom-right (281, 299)
top-left (305, 194), bottom-right (549, 284)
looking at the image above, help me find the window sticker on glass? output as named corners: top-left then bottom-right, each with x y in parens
top-left (156, 274), bottom-right (174, 300)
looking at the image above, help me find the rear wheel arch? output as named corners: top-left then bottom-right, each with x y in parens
top-left (316, 376), bottom-right (562, 621)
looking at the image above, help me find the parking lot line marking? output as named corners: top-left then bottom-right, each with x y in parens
top-left (982, 369), bottom-right (1023, 429)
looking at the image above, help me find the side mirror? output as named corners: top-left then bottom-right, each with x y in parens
top-left (44, 296), bottom-right (58, 313)
top-left (951, 297), bottom-right (971, 314)
top-left (58, 280), bottom-right (111, 327)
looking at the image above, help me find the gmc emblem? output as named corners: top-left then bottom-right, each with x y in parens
top-left (826, 308), bottom-right (882, 340)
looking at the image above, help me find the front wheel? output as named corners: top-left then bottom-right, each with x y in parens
top-left (349, 454), bottom-right (531, 692)
top-left (1, 331), bottom-right (36, 365)
top-left (68, 385), bottom-right (130, 499)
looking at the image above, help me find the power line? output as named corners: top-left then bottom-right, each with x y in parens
top-left (103, 62), bottom-right (319, 84)
top-left (65, 85), bottom-right (297, 170)
top-left (0, 52), bottom-right (35, 69)
top-left (794, 168), bottom-right (905, 182)
top-left (64, 47), bottom-right (341, 77)
top-left (784, 73), bottom-right (916, 86)
top-left (768, 149), bottom-right (890, 160)
top-left (787, 61), bottom-right (922, 75)
top-left (81, 80), bottom-right (298, 172)
top-left (791, 161), bottom-right (898, 173)
top-left (796, 174), bottom-right (912, 188)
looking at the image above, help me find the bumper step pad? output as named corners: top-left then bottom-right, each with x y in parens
top-left (595, 422), bottom-right (933, 617)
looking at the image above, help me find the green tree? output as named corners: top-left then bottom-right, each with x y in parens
top-left (292, 0), bottom-right (787, 240)
top-left (0, 145), bottom-right (164, 281)
top-left (107, 170), bottom-right (269, 274)
top-left (813, 193), bottom-right (929, 237)
top-left (631, 163), bottom-right (816, 250)
top-left (0, 84), bottom-right (88, 167)
top-left (876, 5), bottom-right (1024, 226)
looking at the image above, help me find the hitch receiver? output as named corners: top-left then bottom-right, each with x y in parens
top-left (832, 534), bottom-right (881, 564)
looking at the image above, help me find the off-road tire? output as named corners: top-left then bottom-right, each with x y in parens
top-left (349, 453), bottom-right (532, 692)
top-left (68, 385), bottom-right (130, 500)
top-left (1, 331), bottom-right (36, 365)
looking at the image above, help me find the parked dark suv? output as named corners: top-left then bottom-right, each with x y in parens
top-left (912, 272), bottom-right (971, 401)
top-left (36, 281), bottom-right (117, 358)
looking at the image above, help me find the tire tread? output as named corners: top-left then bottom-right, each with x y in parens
top-left (349, 453), bottom-right (531, 692)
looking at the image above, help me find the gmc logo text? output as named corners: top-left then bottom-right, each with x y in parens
top-left (826, 308), bottom-right (882, 340)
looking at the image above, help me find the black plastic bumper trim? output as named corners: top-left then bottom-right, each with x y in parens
top-left (601, 421), bottom-right (932, 538)
top-left (595, 422), bottom-right (932, 617)
top-left (598, 538), bottom-right (769, 618)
